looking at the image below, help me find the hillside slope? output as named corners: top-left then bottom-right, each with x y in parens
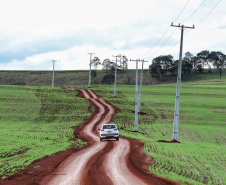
top-left (1, 70), bottom-right (225, 87)
top-left (0, 70), bottom-right (176, 86)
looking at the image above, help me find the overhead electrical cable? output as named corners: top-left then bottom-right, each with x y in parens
top-left (182, 0), bottom-right (206, 23)
top-left (137, 0), bottom-right (221, 62)
top-left (161, 29), bottom-right (190, 56)
top-left (144, 28), bottom-right (177, 59)
top-left (139, 0), bottom-right (190, 58)
top-left (144, 0), bottom-right (212, 60)
top-left (173, 0), bottom-right (191, 22)
top-left (140, 26), bottom-right (170, 58)
top-left (196, 0), bottom-right (221, 24)
top-left (158, 0), bottom-right (222, 58)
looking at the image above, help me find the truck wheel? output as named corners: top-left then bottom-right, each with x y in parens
top-left (116, 137), bottom-right (119, 141)
top-left (100, 138), bottom-right (102, 141)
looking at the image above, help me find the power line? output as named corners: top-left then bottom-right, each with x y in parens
top-left (161, 29), bottom-right (190, 56)
top-left (139, 0), bottom-right (190, 58)
top-left (143, 0), bottom-right (221, 61)
top-left (172, 0), bottom-right (222, 56)
top-left (141, 26), bottom-right (170, 58)
top-left (171, 23), bottom-right (195, 141)
top-left (196, 0), bottom-right (222, 24)
top-left (182, 0), bottom-right (206, 23)
top-left (173, 0), bottom-right (191, 23)
top-left (144, 0), bottom-right (205, 59)
top-left (164, 0), bottom-right (222, 56)
top-left (144, 28), bottom-right (177, 59)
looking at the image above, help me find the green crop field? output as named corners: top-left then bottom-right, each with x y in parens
top-left (0, 86), bottom-right (89, 178)
top-left (0, 72), bottom-right (225, 184)
top-left (90, 79), bottom-right (226, 185)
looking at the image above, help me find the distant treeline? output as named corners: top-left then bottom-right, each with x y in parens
top-left (149, 50), bottom-right (226, 79)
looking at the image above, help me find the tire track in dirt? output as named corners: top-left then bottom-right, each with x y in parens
top-left (1, 88), bottom-right (179, 185)
top-left (43, 89), bottom-right (112, 185)
top-left (83, 90), bottom-right (147, 184)
top-left (42, 88), bottom-right (179, 185)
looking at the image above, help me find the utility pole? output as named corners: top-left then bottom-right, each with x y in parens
top-left (87, 53), bottom-right (95, 88)
top-left (51, 60), bottom-right (57, 87)
top-left (113, 55), bottom-right (121, 97)
top-left (171, 22), bottom-right (194, 141)
top-left (130, 59), bottom-right (141, 131)
top-left (138, 60), bottom-right (148, 113)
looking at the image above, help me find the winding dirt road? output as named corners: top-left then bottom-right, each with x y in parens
top-left (0, 88), bottom-right (180, 185)
top-left (41, 88), bottom-right (178, 185)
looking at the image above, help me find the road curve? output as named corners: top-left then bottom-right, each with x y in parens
top-left (42, 88), bottom-right (177, 185)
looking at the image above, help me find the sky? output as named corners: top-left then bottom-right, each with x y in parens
top-left (0, 0), bottom-right (225, 70)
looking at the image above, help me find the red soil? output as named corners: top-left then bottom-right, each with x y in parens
top-left (1, 88), bottom-right (179, 185)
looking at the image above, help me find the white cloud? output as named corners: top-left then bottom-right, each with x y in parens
top-left (0, 0), bottom-right (158, 30)
top-left (0, 44), bottom-right (152, 70)
top-left (0, 0), bottom-right (225, 70)
top-left (113, 41), bottom-right (126, 49)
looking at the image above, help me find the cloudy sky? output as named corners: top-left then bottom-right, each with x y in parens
top-left (0, 0), bottom-right (225, 70)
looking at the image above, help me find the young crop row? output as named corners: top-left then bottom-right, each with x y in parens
top-left (0, 86), bottom-right (89, 178)
top-left (91, 83), bottom-right (226, 185)
top-left (145, 141), bottom-right (224, 185)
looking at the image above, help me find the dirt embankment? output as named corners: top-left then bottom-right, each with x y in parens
top-left (1, 88), bottom-right (179, 185)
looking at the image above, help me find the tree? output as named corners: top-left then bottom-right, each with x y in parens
top-left (197, 50), bottom-right (212, 73)
top-left (167, 62), bottom-right (177, 75)
top-left (182, 60), bottom-right (193, 74)
top-left (92, 57), bottom-right (101, 70)
top-left (101, 74), bottom-right (115, 84)
top-left (159, 55), bottom-right (174, 75)
top-left (102, 58), bottom-right (122, 72)
top-left (149, 55), bottom-right (174, 78)
top-left (91, 70), bottom-right (97, 78)
top-left (174, 60), bottom-right (193, 75)
top-left (190, 56), bottom-right (203, 73)
top-left (149, 61), bottom-right (162, 79)
top-left (210, 51), bottom-right (226, 79)
top-left (183, 52), bottom-right (194, 74)
top-left (184, 52), bottom-right (193, 61)
top-left (120, 55), bottom-right (128, 70)
top-left (197, 64), bottom-right (204, 73)
top-left (102, 59), bottom-right (114, 71)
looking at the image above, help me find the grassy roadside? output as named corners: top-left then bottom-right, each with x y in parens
top-left (0, 86), bottom-right (89, 178)
top-left (90, 79), bottom-right (226, 185)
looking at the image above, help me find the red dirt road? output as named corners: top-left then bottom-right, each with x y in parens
top-left (42, 89), bottom-right (178, 185)
top-left (1, 88), bottom-right (179, 185)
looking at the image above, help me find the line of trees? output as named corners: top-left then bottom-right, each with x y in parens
top-left (91, 55), bottom-right (128, 71)
top-left (149, 50), bottom-right (226, 79)
top-left (90, 55), bottom-right (128, 84)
